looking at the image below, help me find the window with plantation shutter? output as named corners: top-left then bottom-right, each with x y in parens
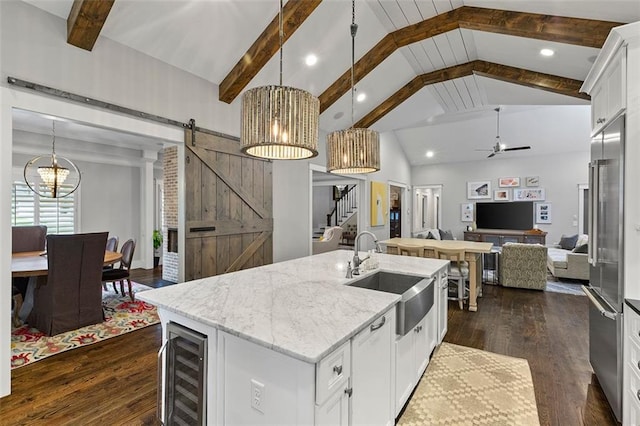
top-left (11, 180), bottom-right (77, 234)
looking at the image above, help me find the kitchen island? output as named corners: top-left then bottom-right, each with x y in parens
top-left (138, 249), bottom-right (449, 425)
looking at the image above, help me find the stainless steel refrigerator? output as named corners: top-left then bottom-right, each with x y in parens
top-left (583, 113), bottom-right (625, 422)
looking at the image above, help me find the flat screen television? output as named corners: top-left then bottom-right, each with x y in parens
top-left (475, 201), bottom-right (534, 230)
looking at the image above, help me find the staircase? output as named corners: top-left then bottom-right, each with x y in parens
top-left (313, 185), bottom-right (358, 240)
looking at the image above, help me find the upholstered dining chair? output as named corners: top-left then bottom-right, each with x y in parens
top-left (102, 239), bottom-right (136, 301)
top-left (11, 225), bottom-right (48, 303)
top-left (105, 236), bottom-right (119, 253)
top-left (28, 232), bottom-right (108, 336)
top-left (103, 236), bottom-right (120, 290)
top-left (12, 225), bottom-right (47, 253)
top-left (433, 247), bottom-right (469, 310)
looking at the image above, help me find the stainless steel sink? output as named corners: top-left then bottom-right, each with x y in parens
top-left (348, 271), bottom-right (434, 336)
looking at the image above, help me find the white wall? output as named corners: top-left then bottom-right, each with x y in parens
top-left (312, 186), bottom-right (334, 230)
top-left (411, 151), bottom-right (590, 244)
top-left (362, 132), bottom-right (413, 247)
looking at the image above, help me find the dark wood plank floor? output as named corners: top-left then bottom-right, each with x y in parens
top-left (0, 269), bottom-right (617, 425)
top-left (446, 284), bottom-right (617, 426)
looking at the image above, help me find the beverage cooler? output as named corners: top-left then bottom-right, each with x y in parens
top-left (158, 322), bottom-right (207, 425)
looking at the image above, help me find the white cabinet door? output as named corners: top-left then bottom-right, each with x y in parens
top-left (437, 270), bottom-right (448, 343)
top-left (351, 310), bottom-right (394, 426)
top-left (395, 330), bottom-right (414, 416)
top-left (316, 387), bottom-right (349, 426)
top-left (591, 45), bottom-right (626, 134)
top-left (414, 316), bottom-right (429, 378)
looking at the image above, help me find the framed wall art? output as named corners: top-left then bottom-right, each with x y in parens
top-left (467, 181), bottom-right (491, 199)
top-left (498, 177), bottom-right (520, 187)
top-left (525, 176), bottom-right (540, 187)
top-left (370, 181), bottom-right (387, 226)
top-left (513, 188), bottom-right (546, 201)
top-left (494, 189), bottom-right (510, 201)
top-left (461, 203), bottom-right (474, 222)
top-left (536, 202), bottom-right (552, 223)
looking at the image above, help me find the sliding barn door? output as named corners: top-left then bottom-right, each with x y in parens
top-left (184, 129), bottom-right (273, 281)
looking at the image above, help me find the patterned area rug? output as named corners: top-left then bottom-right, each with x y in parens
top-left (11, 282), bottom-right (159, 369)
top-left (398, 343), bottom-right (540, 426)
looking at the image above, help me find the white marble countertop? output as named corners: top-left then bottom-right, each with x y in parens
top-left (138, 249), bottom-right (448, 363)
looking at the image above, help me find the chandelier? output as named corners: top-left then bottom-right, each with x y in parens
top-left (240, 0), bottom-right (320, 160)
top-left (24, 121), bottom-right (80, 198)
top-left (326, 0), bottom-right (380, 174)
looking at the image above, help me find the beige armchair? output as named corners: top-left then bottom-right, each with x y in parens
top-left (499, 243), bottom-right (548, 290)
top-left (312, 226), bottom-right (343, 255)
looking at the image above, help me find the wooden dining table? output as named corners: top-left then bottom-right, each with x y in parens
top-left (380, 238), bottom-right (493, 312)
top-left (11, 250), bottom-right (122, 321)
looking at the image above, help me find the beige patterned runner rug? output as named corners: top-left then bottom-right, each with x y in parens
top-left (398, 343), bottom-right (540, 425)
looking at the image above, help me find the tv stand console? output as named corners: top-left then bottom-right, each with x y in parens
top-left (464, 229), bottom-right (546, 246)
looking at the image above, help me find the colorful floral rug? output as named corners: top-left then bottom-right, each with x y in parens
top-left (11, 282), bottom-right (159, 369)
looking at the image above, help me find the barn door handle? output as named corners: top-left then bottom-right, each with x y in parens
top-left (190, 226), bottom-right (216, 232)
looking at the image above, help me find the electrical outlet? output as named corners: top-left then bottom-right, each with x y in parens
top-left (251, 379), bottom-right (265, 413)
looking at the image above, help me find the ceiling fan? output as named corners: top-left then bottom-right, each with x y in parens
top-left (477, 107), bottom-right (531, 158)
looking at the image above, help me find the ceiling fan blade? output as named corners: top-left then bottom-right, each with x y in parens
top-left (487, 152), bottom-right (496, 158)
top-left (503, 146), bottom-right (531, 152)
top-left (474, 149), bottom-right (494, 152)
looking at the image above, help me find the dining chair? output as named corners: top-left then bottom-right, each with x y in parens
top-left (433, 247), bottom-right (469, 310)
top-left (102, 239), bottom-right (136, 301)
top-left (12, 225), bottom-right (47, 253)
top-left (397, 243), bottom-right (423, 257)
top-left (28, 232), bottom-right (108, 336)
top-left (12, 225), bottom-right (48, 299)
top-left (106, 236), bottom-right (119, 253)
top-left (103, 236), bottom-right (120, 290)
top-left (12, 285), bottom-right (23, 328)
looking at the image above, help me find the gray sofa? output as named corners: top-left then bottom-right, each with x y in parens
top-left (546, 234), bottom-right (589, 281)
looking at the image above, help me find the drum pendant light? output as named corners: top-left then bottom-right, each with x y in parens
top-left (24, 120), bottom-right (80, 198)
top-left (326, 0), bottom-right (380, 174)
top-left (240, 0), bottom-right (320, 160)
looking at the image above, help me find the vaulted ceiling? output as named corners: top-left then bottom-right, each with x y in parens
top-left (20, 0), bottom-right (640, 165)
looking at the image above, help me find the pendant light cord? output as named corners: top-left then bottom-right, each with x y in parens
top-left (279, 0), bottom-right (283, 86)
top-left (51, 121), bottom-right (57, 156)
top-left (496, 107), bottom-right (500, 141)
top-left (350, 0), bottom-right (358, 127)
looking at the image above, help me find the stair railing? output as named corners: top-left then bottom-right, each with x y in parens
top-left (327, 185), bottom-right (358, 227)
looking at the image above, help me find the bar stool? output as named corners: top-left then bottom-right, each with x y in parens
top-left (397, 243), bottom-right (424, 257)
top-left (433, 247), bottom-right (469, 310)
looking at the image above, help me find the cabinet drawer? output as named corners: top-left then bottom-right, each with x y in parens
top-left (316, 341), bottom-right (350, 405)
top-left (628, 309), bottom-right (640, 347)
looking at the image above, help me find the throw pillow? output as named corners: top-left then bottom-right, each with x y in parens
top-left (439, 229), bottom-right (454, 240)
top-left (559, 234), bottom-right (578, 250)
top-left (572, 244), bottom-right (588, 254)
top-left (576, 234), bottom-right (589, 247)
top-left (428, 229), bottom-right (441, 240)
top-left (426, 232), bottom-right (436, 239)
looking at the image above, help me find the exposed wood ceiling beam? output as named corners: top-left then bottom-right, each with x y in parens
top-left (219, 0), bottom-right (322, 104)
top-left (354, 60), bottom-right (589, 129)
top-left (319, 7), bottom-right (621, 113)
top-left (67, 0), bottom-right (115, 51)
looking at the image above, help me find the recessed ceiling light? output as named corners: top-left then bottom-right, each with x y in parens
top-left (305, 54), bottom-right (318, 66)
top-left (540, 48), bottom-right (554, 57)
top-left (426, 151), bottom-right (434, 158)
top-left (356, 93), bottom-right (366, 102)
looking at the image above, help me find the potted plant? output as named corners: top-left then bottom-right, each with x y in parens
top-left (153, 229), bottom-right (163, 268)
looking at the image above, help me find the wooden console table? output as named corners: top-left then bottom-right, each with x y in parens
top-left (464, 229), bottom-right (547, 246)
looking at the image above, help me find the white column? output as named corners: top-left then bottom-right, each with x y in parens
top-left (141, 150), bottom-right (158, 269)
top-left (1, 88), bottom-right (13, 397)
